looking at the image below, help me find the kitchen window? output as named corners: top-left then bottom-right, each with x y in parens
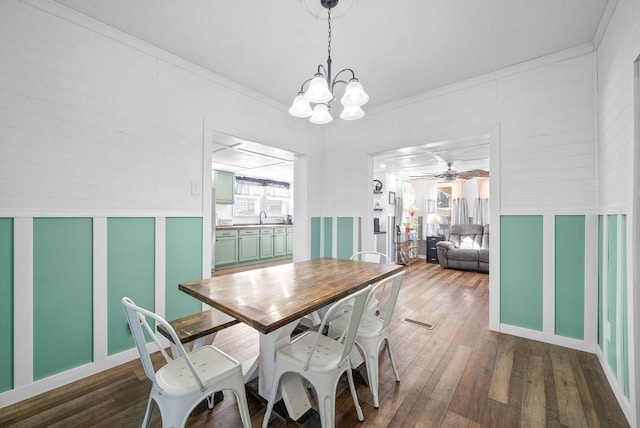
top-left (234, 176), bottom-right (291, 217)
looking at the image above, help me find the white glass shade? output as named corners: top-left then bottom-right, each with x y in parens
top-left (340, 81), bottom-right (369, 107)
top-left (340, 105), bottom-right (365, 120)
top-left (309, 104), bottom-right (333, 124)
top-left (288, 94), bottom-right (313, 118)
top-left (304, 75), bottom-right (333, 103)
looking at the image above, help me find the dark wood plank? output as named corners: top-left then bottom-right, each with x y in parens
top-left (156, 309), bottom-right (240, 344)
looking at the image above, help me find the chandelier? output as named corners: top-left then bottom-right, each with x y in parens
top-left (288, 0), bottom-right (369, 124)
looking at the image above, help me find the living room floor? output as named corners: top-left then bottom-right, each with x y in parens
top-left (0, 262), bottom-right (629, 427)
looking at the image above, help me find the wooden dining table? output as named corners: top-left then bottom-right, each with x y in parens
top-left (179, 257), bottom-right (404, 421)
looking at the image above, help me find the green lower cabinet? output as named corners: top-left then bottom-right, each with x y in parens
top-left (260, 233), bottom-right (274, 259)
top-left (215, 229), bottom-right (238, 267)
top-left (239, 234), bottom-right (259, 262)
top-left (274, 228), bottom-right (287, 257)
top-left (214, 227), bottom-right (293, 270)
top-left (286, 229), bottom-right (293, 255)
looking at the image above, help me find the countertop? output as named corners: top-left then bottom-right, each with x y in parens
top-left (216, 224), bottom-right (293, 230)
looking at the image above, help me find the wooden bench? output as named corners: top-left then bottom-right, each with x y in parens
top-left (157, 309), bottom-right (240, 352)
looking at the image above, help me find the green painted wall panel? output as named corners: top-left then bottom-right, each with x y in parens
top-left (500, 215), bottom-right (543, 330)
top-left (165, 218), bottom-right (202, 321)
top-left (107, 218), bottom-right (155, 355)
top-left (621, 216), bottom-right (629, 397)
top-left (33, 218), bottom-right (93, 380)
top-left (606, 215), bottom-right (618, 374)
top-left (598, 215), bottom-right (604, 350)
top-left (554, 215), bottom-right (585, 339)
top-left (323, 217), bottom-right (333, 258)
top-left (0, 218), bottom-right (13, 392)
top-left (336, 217), bottom-right (354, 259)
top-left (310, 217), bottom-right (321, 259)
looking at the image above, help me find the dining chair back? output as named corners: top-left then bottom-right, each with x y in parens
top-left (350, 251), bottom-right (388, 315)
top-left (350, 251), bottom-right (388, 264)
top-left (121, 297), bottom-right (251, 428)
top-left (329, 270), bottom-right (405, 408)
top-left (262, 285), bottom-right (371, 428)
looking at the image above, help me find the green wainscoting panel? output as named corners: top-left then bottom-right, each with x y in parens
top-left (107, 218), bottom-right (155, 355)
top-left (0, 218), bottom-right (13, 392)
top-left (165, 218), bottom-right (202, 321)
top-left (500, 215), bottom-right (543, 330)
top-left (336, 217), bottom-right (354, 259)
top-left (33, 218), bottom-right (93, 380)
top-left (554, 215), bottom-right (585, 339)
top-left (598, 214), bottom-right (630, 397)
top-left (621, 216), bottom-right (629, 397)
top-left (323, 217), bottom-right (333, 258)
top-left (598, 215), bottom-right (604, 351)
top-left (606, 215), bottom-right (618, 374)
top-left (311, 217), bottom-right (321, 260)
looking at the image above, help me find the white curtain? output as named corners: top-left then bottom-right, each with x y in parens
top-left (424, 181), bottom-right (438, 238)
top-left (235, 177), bottom-right (262, 196)
top-left (474, 178), bottom-right (490, 225)
top-left (451, 180), bottom-right (468, 225)
top-left (235, 176), bottom-right (291, 198)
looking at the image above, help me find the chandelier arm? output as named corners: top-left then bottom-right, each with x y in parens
top-left (331, 68), bottom-right (357, 90)
top-left (297, 77), bottom-right (315, 94)
top-left (316, 64), bottom-right (328, 77)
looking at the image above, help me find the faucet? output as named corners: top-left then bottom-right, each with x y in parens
top-left (260, 211), bottom-right (267, 225)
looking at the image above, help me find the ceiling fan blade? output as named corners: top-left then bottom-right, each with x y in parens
top-left (458, 169), bottom-right (489, 180)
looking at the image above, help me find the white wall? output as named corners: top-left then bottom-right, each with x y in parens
top-left (326, 45), bottom-right (597, 216)
top-left (0, 0), bottom-right (317, 218)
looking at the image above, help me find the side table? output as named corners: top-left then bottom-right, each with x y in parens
top-left (426, 236), bottom-right (444, 264)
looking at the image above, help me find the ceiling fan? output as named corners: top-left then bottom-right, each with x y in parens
top-left (410, 161), bottom-right (489, 181)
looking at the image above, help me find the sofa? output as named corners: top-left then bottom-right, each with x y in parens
top-left (436, 224), bottom-right (489, 273)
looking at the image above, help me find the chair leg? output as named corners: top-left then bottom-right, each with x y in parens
top-left (142, 395), bottom-right (155, 428)
top-left (364, 349), bottom-right (380, 409)
top-left (262, 372), bottom-right (283, 428)
top-left (385, 337), bottom-right (401, 382)
top-left (345, 368), bottom-right (364, 421)
top-left (317, 393), bottom-right (335, 428)
top-left (231, 388), bottom-right (252, 428)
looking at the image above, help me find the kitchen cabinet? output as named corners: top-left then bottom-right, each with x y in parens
top-left (214, 226), bottom-right (294, 270)
top-left (215, 229), bottom-right (238, 266)
top-left (213, 170), bottom-right (235, 204)
top-left (260, 228), bottom-right (274, 259)
top-left (273, 227), bottom-right (287, 257)
top-left (238, 229), bottom-right (259, 262)
top-left (286, 227), bottom-right (293, 255)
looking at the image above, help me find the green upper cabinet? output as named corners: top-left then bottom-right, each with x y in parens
top-left (213, 170), bottom-right (235, 204)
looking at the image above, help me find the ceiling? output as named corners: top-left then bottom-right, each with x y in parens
top-left (210, 133), bottom-right (294, 183)
top-left (53, 0), bottom-right (609, 179)
top-left (373, 133), bottom-right (491, 181)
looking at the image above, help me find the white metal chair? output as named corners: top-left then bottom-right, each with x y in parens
top-left (121, 297), bottom-right (251, 428)
top-left (329, 270), bottom-right (405, 408)
top-left (262, 285), bottom-right (371, 428)
top-left (350, 251), bottom-right (388, 264)
top-left (303, 252), bottom-right (389, 328)
top-left (350, 251), bottom-right (388, 315)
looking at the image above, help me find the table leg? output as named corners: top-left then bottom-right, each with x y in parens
top-left (258, 320), bottom-right (313, 421)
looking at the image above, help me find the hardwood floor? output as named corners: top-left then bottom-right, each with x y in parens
top-left (0, 262), bottom-right (629, 427)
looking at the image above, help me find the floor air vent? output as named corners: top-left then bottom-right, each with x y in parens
top-left (403, 318), bottom-right (434, 330)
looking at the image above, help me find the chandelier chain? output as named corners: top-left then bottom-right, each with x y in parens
top-left (327, 7), bottom-right (332, 59)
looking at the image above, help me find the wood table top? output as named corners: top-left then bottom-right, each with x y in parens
top-left (179, 258), bottom-right (404, 334)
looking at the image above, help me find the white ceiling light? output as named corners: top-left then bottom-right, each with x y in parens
top-left (289, 0), bottom-right (368, 124)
